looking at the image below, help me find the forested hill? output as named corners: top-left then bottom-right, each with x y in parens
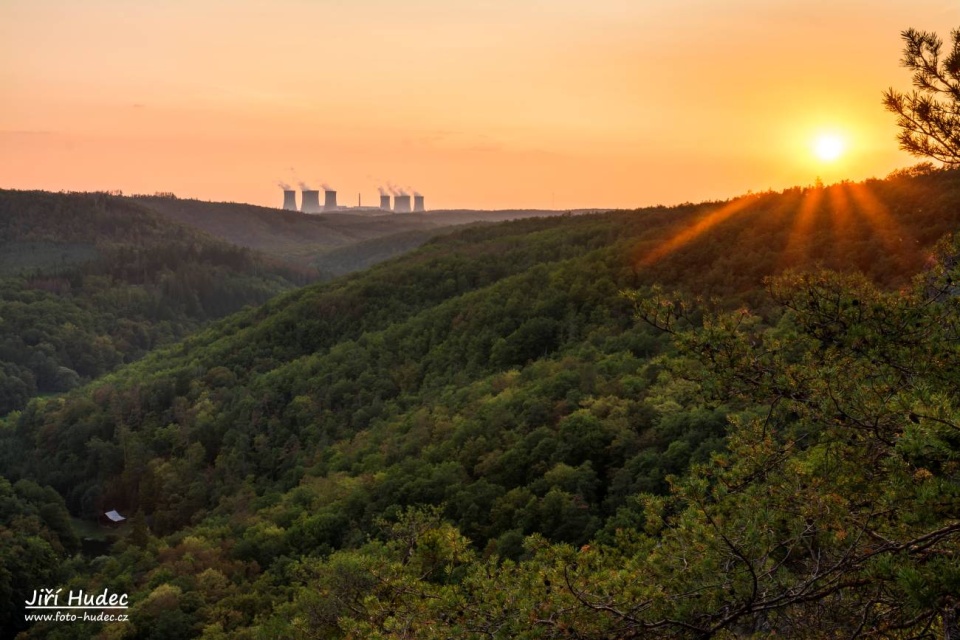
top-left (0, 189), bottom-right (316, 417)
top-left (134, 194), bottom-right (582, 275)
top-left (5, 167), bottom-right (960, 638)
top-left (132, 195), bottom-right (452, 266)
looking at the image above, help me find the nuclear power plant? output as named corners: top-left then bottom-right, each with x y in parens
top-left (301, 190), bottom-right (322, 213)
top-left (282, 190), bottom-right (297, 211)
top-left (278, 181), bottom-right (427, 214)
top-left (324, 189), bottom-right (337, 211)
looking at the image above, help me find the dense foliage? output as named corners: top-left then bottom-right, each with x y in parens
top-left (0, 475), bottom-right (78, 637)
top-left (261, 255), bottom-right (960, 638)
top-left (0, 190), bottom-right (315, 416)
top-left (5, 169), bottom-right (960, 638)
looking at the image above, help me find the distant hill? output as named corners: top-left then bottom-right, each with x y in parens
top-left (309, 226), bottom-right (463, 276)
top-left (0, 189), bottom-right (315, 416)
top-left (7, 168), bottom-right (960, 637)
top-left (133, 194), bottom-right (581, 274)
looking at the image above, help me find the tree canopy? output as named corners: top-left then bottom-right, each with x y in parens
top-left (7, 168), bottom-right (960, 638)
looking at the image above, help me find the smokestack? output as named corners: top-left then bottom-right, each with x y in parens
top-left (282, 190), bottom-right (297, 211)
top-left (380, 194), bottom-right (391, 210)
top-left (413, 195), bottom-right (425, 212)
top-left (324, 189), bottom-right (338, 211)
top-left (301, 190), bottom-right (322, 213)
top-left (394, 195), bottom-right (411, 213)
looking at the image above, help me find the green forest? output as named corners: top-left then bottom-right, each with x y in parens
top-left (3, 161), bottom-right (960, 637)
top-left (0, 190), bottom-right (315, 416)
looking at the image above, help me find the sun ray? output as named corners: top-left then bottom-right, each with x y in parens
top-left (780, 187), bottom-right (824, 270)
top-left (638, 197), bottom-right (755, 267)
top-left (826, 184), bottom-right (856, 263)
top-left (845, 183), bottom-right (915, 270)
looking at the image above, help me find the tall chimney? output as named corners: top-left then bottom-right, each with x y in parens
top-left (324, 189), bottom-right (338, 211)
top-left (301, 190), bottom-right (322, 213)
top-left (282, 190), bottom-right (298, 211)
top-left (394, 195), bottom-right (411, 213)
top-left (413, 195), bottom-right (425, 212)
top-left (380, 194), bottom-right (391, 210)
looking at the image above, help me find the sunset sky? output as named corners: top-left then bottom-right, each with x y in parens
top-left (2, 1), bottom-right (958, 210)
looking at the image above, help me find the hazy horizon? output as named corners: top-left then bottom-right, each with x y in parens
top-left (2, 0), bottom-right (958, 210)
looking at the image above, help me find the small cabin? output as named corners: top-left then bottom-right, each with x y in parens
top-left (99, 509), bottom-right (126, 528)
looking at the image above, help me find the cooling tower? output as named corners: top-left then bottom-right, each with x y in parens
top-left (282, 190), bottom-right (297, 211)
top-left (413, 195), bottom-right (425, 212)
top-left (324, 190), bottom-right (338, 211)
top-left (380, 194), bottom-right (391, 210)
top-left (394, 195), bottom-right (412, 213)
top-left (301, 190), bottom-right (322, 213)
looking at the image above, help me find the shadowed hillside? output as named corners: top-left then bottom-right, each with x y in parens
top-left (0, 190), bottom-right (315, 416)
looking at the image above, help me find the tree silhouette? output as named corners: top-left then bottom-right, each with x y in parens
top-left (883, 28), bottom-right (960, 164)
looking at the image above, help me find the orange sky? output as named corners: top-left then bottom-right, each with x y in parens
top-left (1, 1), bottom-right (958, 210)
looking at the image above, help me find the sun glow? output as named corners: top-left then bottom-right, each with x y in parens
top-left (813, 133), bottom-right (846, 162)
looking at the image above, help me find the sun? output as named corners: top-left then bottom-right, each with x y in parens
top-left (813, 133), bottom-right (845, 162)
